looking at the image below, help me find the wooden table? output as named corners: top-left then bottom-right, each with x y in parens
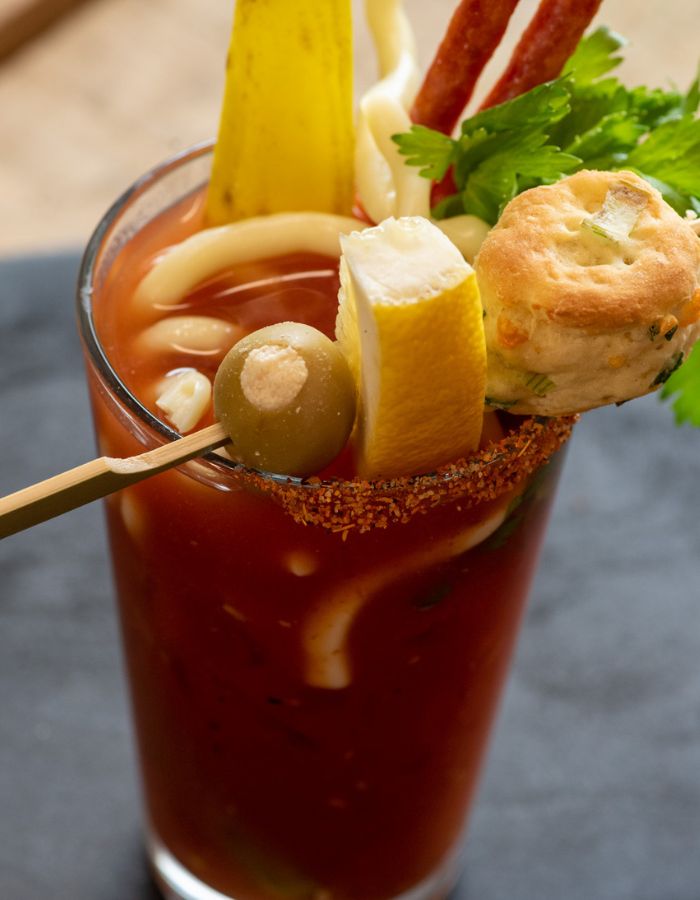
top-left (0, 0), bottom-right (697, 255)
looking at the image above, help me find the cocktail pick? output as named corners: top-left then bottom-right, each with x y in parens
top-left (205, 0), bottom-right (354, 225)
top-left (0, 316), bottom-right (358, 540)
top-left (0, 423), bottom-right (229, 540)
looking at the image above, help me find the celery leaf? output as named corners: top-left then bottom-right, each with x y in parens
top-left (661, 344), bottom-right (700, 427)
top-left (562, 26), bottom-right (627, 84)
top-left (391, 125), bottom-right (455, 182)
top-left (392, 26), bottom-right (700, 225)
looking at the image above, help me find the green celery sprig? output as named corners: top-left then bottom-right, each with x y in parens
top-left (392, 26), bottom-right (700, 223)
top-left (394, 80), bottom-right (580, 224)
top-left (661, 343), bottom-right (700, 427)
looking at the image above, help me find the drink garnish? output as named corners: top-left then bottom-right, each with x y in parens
top-left (394, 27), bottom-right (700, 224)
top-left (393, 15), bottom-right (700, 427)
top-left (134, 213), bottom-right (364, 311)
top-left (354, 0), bottom-right (492, 262)
top-left (354, 0), bottom-right (429, 225)
top-left (395, 79), bottom-right (580, 225)
top-left (156, 369), bottom-right (212, 434)
top-left (336, 216), bottom-right (487, 479)
top-left (303, 502), bottom-right (510, 689)
top-left (213, 322), bottom-right (356, 477)
top-left (409, 0), bottom-right (521, 134)
top-left (475, 169), bottom-right (700, 416)
top-left (480, 0), bottom-right (603, 109)
top-left (582, 179), bottom-right (650, 242)
top-left (661, 344), bottom-right (700, 427)
top-left (6, 3), bottom-right (700, 544)
top-left (205, 0), bottom-right (354, 225)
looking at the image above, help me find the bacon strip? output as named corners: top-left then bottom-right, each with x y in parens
top-left (410, 0), bottom-right (521, 134)
top-left (480, 0), bottom-right (603, 109)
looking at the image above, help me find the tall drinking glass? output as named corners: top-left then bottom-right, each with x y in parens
top-left (78, 145), bottom-right (573, 900)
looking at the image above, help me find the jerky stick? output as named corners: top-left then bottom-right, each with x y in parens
top-left (480, 0), bottom-right (603, 109)
top-left (410, 0), bottom-right (520, 135)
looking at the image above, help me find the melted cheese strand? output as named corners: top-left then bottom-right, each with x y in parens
top-left (303, 504), bottom-right (509, 689)
top-left (134, 213), bottom-right (365, 312)
top-left (365, 0), bottom-right (419, 96)
top-left (355, 0), bottom-right (430, 223)
top-left (357, 1), bottom-right (490, 262)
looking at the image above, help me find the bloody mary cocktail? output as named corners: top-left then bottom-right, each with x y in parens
top-left (78, 146), bottom-right (573, 900)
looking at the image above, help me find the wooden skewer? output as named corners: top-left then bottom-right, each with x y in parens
top-left (0, 422), bottom-right (230, 540)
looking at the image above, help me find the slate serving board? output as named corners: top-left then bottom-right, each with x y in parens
top-left (1, 253), bottom-right (699, 900)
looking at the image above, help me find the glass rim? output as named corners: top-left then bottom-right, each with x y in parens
top-left (76, 144), bottom-right (231, 456)
top-left (76, 142), bottom-right (575, 530)
top-left (77, 140), bottom-right (355, 490)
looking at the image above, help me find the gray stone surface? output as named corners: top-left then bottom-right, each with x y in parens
top-left (0, 253), bottom-right (699, 899)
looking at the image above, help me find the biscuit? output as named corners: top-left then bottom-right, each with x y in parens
top-left (475, 170), bottom-right (700, 416)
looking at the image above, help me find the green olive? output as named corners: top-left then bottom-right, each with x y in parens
top-left (214, 322), bottom-right (356, 477)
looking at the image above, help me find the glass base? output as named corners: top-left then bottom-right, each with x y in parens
top-left (147, 828), bottom-right (461, 900)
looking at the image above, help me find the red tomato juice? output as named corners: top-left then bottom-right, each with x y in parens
top-left (80, 161), bottom-right (571, 900)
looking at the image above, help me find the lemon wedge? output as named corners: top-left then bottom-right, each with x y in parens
top-left (336, 216), bottom-right (487, 480)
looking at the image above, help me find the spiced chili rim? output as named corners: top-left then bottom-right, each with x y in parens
top-left (238, 414), bottom-right (576, 533)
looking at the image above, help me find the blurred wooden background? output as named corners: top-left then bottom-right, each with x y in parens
top-left (0, 0), bottom-right (698, 254)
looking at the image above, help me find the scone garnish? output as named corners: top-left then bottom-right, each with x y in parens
top-left (474, 169), bottom-right (700, 417)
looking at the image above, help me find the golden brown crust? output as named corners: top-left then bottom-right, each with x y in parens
top-left (477, 169), bottom-right (700, 332)
top-left (475, 170), bottom-right (700, 416)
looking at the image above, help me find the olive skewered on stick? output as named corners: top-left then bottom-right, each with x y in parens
top-left (0, 325), bottom-right (357, 539)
